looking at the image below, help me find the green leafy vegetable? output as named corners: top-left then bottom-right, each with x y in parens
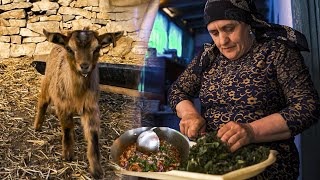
top-left (179, 131), bottom-right (270, 175)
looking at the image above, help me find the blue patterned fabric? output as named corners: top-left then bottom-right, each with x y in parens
top-left (168, 38), bottom-right (320, 178)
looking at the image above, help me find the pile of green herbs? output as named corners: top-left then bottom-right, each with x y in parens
top-left (179, 131), bottom-right (270, 175)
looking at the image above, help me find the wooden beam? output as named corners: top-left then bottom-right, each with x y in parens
top-left (99, 84), bottom-right (164, 100)
top-left (187, 19), bottom-right (206, 29)
top-left (181, 13), bottom-right (203, 20)
top-left (173, 8), bottom-right (204, 20)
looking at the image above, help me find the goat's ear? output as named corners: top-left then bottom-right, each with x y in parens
top-left (98, 31), bottom-right (124, 47)
top-left (43, 29), bottom-right (67, 46)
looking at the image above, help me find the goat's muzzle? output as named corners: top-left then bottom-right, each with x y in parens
top-left (80, 63), bottom-right (90, 77)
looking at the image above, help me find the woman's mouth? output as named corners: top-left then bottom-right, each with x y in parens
top-left (222, 46), bottom-right (235, 52)
top-left (223, 46), bottom-right (234, 50)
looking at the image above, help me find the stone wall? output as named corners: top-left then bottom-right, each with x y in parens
top-left (0, 0), bottom-right (159, 66)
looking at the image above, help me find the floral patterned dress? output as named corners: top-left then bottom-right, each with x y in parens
top-left (168, 39), bottom-right (320, 179)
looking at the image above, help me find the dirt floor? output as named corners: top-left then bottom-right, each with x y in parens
top-left (0, 57), bottom-right (144, 179)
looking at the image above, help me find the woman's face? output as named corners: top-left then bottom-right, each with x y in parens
top-left (207, 20), bottom-right (253, 60)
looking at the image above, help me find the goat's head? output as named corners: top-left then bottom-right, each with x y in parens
top-left (43, 29), bottom-right (123, 77)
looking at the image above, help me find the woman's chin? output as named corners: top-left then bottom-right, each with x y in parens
top-left (223, 53), bottom-right (238, 60)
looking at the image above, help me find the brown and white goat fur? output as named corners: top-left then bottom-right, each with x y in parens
top-left (34, 29), bottom-right (123, 179)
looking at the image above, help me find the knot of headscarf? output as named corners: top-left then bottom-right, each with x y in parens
top-left (204, 0), bottom-right (309, 51)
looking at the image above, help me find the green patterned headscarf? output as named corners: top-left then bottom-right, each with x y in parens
top-left (204, 0), bottom-right (309, 51)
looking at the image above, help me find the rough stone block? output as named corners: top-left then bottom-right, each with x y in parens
top-left (0, 2), bottom-right (32, 11)
top-left (108, 20), bottom-right (141, 33)
top-left (91, 24), bottom-right (101, 30)
top-left (97, 12), bottom-right (109, 19)
top-left (28, 16), bottom-right (39, 23)
top-left (34, 41), bottom-right (53, 56)
top-left (91, 12), bottom-right (97, 19)
top-left (2, 0), bottom-right (13, 5)
top-left (75, 16), bottom-right (83, 20)
top-left (31, 1), bottom-right (59, 12)
top-left (62, 22), bottom-right (72, 29)
top-left (71, 19), bottom-right (92, 30)
top-left (20, 28), bottom-right (40, 37)
top-left (108, 37), bottom-right (133, 57)
top-left (46, 10), bottom-right (57, 16)
top-left (0, 42), bottom-right (10, 58)
top-left (88, 0), bottom-right (99, 7)
top-left (9, 19), bottom-right (26, 27)
top-left (58, 7), bottom-right (92, 19)
top-left (58, 0), bottom-right (73, 7)
top-left (107, 12), bottom-right (116, 21)
top-left (0, 26), bottom-right (20, 35)
top-left (10, 35), bottom-right (21, 44)
top-left (83, 6), bottom-right (92, 11)
top-left (27, 21), bottom-right (60, 34)
top-left (92, 7), bottom-right (101, 12)
top-left (91, 18), bottom-right (109, 25)
top-left (99, 0), bottom-right (110, 11)
top-left (22, 37), bottom-right (46, 43)
top-left (0, 36), bottom-right (10, 42)
top-left (69, 1), bottom-right (76, 7)
top-left (0, 9), bottom-right (25, 19)
top-left (10, 43), bottom-right (36, 57)
top-left (0, 18), bottom-right (10, 26)
top-left (39, 15), bottom-right (62, 22)
top-left (110, 0), bottom-right (146, 7)
top-left (74, 0), bottom-right (88, 7)
top-left (62, 15), bottom-right (75, 22)
top-left (13, 0), bottom-right (27, 2)
top-left (118, 12), bottom-right (134, 21)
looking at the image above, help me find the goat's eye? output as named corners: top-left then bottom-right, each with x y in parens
top-left (65, 46), bottom-right (74, 54)
top-left (94, 47), bottom-right (100, 54)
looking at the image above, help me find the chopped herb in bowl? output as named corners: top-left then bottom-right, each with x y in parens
top-left (119, 139), bottom-right (181, 172)
top-left (179, 131), bottom-right (270, 175)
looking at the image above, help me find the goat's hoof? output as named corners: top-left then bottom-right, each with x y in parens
top-left (90, 166), bottom-right (103, 179)
top-left (34, 126), bottom-right (42, 132)
top-left (62, 152), bottom-right (74, 162)
top-left (64, 157), bottom-right (73, 162)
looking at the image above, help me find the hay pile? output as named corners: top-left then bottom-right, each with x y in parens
top-left (0, 57), bottom-right (142, 179)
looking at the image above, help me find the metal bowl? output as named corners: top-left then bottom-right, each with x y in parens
top-left (110, 127), bottom-right (190, 165)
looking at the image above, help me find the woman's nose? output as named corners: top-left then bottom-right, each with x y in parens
top-left (219, 33), bottom-right (230, 45)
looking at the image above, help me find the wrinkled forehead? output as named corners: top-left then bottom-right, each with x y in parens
top-left (70, 30), bottom-right (98, 48)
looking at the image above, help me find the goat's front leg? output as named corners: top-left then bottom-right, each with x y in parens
top-left (58, 113), bottom-right (75, 162)
top-left (81, 110), bottom-right (102, 179)
top-left (34, 82), bottom-right (50, 131)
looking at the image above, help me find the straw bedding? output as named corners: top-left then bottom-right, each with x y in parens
top-left (0, 57), bottom-right (143, 179)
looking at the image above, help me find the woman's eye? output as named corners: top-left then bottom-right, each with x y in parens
top-left (210, 31), bottom-right (218, 36)
top-left (225, 26), bottom-right (234, 32)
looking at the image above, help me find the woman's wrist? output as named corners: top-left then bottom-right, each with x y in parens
top-left (244, 123), bottom-right (256, 143)
top-left (176, 100), bottom-right (199, 118)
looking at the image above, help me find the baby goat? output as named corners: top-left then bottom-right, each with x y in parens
top-left (34, 29), bottom-right (123, 179)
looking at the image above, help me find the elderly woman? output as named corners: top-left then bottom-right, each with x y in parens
top-left (168, 0), bottom-right (320, 179)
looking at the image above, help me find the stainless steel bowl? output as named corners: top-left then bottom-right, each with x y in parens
top-left (110, 127), bottom-right (190, 165)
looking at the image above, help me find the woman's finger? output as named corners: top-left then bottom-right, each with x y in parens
top-left (220, 126), bottom-right (237, 142)
top-left (188, 128), bottom-right (198, 140)
top-left (230, 137), bottom-right (247, 152)
top-left (179, 120), bottom-right (187, 135)
top-left (227, 132), bottom-right (241, 145)
top-left (217, 124), bottom-right (230, 138)
top-left (199, 123), bottom-right (206, 135)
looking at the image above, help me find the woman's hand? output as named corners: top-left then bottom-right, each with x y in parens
top-left (180, 113), bottom-right (206, 140)
top-left (217, 121), bottom-right (255, 152)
